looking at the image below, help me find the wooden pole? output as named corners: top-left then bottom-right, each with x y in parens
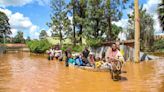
top-left (134, 0), bottom-right (140, 63)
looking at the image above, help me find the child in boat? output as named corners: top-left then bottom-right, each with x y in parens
top-left (95, 57), bottom-right (103, 68)
top-left (88, 53), bottom-right (95, 67)
top-left (100, 58), bottom-right (111, 69)
top-left (68, 58), bottom-right (75, 65)
top-left (75, 54), bottom-right (83, 66)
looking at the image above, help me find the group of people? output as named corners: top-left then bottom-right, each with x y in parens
top-left (47, 42), bottom-right (125, 71)
top-left (47, 46), bottom-right (63, 61)
top-left (64, 43), bottom-right (125, 70)
top-left (65, 47), bottom-right (90, 67)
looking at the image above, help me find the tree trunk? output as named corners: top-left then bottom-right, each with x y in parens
top-left (3, 33), bottom-right (6, 45)
top-left (73, 24), bottom-right (76, 46)
top-left (96, 19), bottom-right (99, 37)
top-left (79, 24), bottom-right (82, 45)
top-left (73, 0), bottom-right (76, 46)
top-left (108, 17), bottom-right (112, 41)
top-left (59, 29), bottom-right (62, 46)
top-left (134, 0), bottom-right (140, 63)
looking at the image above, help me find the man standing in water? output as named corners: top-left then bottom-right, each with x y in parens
top-left (65, 48), bottom-right (72, 67)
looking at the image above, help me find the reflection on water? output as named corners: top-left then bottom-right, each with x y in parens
top-left (0, 52), bottom-right (164, 92)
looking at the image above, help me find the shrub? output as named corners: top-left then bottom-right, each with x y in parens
top-left (61, 44), bottom-right (85, 53)
top-left (153, 39), bottom-right (164, 52)
top-left (86, 38), bottom-right (102, 48)
top-left (27, 39), bottom-right (52, 53)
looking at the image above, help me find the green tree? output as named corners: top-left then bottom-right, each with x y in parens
top-left (84, 0), bottom-right (105, 39)
top-left (26, 36), bottom-right (31, 42)
top-left (49, 0), bottom-right (71, 46)
top-left (70, 0), bottom-right (87, 45)
top-left (158, 0), bottom-right (164, 32)
top-left (0, 11), bottom-right (11, 44)
top-left (103, 0), bottom-right (129, 40)
top-left (39, 30), bottom-right (48, 39)
top-left (111, 24), bottom-right (123, 40)
top-left (27, 39), bottom-right (52, 53)
top-left (127, 6), bottom-right (154, 51)
top-left (14, 31), bottom-right (25, 43)
top-left (84, 0), bottom-right (129, 40)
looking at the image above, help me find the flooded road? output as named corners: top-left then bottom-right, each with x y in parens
top-left (0, 52), bottom-right (164, 92)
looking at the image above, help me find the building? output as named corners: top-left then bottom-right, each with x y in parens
top-left (154, 34), bottom-right (164, 40)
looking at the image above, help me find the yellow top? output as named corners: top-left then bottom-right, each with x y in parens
top-left (95, 61), bottom-right (103, 68)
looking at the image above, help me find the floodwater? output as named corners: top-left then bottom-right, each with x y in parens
top-left (0, 52), bottom-right (164, 92)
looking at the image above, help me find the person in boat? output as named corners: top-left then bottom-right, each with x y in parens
top-left (95, 57), bottom-right (103, 68)
top-left (82, 47), bottom-right (90, 65)
top-left (88, 53), bottom-right (95, 67)
top-left (116, 41), bottom-right (125, 59)
top-left (68, 57), bottom-right (75, 65)
top-left (65, 48), bottom-right (72, 67)
top-left (100, 57), bottom-right (111, 69)
top-left (75, 54), bottom-right (83, 66)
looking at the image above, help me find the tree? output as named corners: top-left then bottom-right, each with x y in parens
top-left (26, 36), bottom-right (31, 41)
top-left (111, 24), bottom-right (123, 40)
top-left (71, 0), bottom-right (87, 45)
top-left (39, 30), bottom-right (48, 39)
top-left (14, 31), bottom-right (25, 43)
top-left (158, 0), bottom-right (164, 32)
top-left (127, 6), bottom-right (154, 51)
top-left (103, 0), bottom-right (129, 40)
top-left (0, 11), bottom-right (11, 44)
top-left (84, 0), bottom-right (106, 39)
top-left (83, 0), bottom-right (129, 40)
top-left (49, 0), bottom-right (71, 46)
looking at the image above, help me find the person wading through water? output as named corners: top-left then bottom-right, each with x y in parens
top-left (108, 43), bottom-right (125, 80)
top-left (65, 48), bottom-right (72, 67)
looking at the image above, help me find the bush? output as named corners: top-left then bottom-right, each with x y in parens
top-left (61, 44), bottom-right (85, 53)
top-left (153, 39), bottom-right (164, 52)
top-left (86, 38), bottom-right (102, 48)
top-left (27, 39), bottom-right (52, 53)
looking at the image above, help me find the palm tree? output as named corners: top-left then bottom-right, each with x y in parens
top-left (158, 0), bottom-right (164, 32)
top-left (0, 11), bottom-right (11, 44)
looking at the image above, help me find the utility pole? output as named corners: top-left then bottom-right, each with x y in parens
top-left (134, 0), bottom-right (140, 63)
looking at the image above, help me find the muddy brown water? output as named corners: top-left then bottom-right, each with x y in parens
top-left (0, 52), bottom-right (164, 92)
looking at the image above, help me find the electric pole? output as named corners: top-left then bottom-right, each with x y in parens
top-left (134, 0), bottom-right (140, 63)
